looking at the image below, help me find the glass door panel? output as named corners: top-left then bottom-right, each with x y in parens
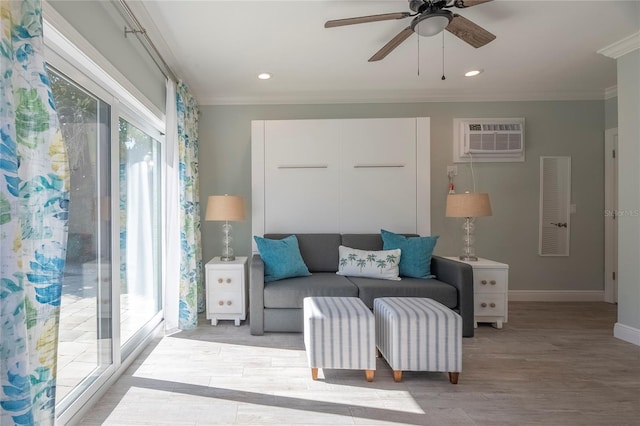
top-left (49, 68), bottom-right (113, 405)
top-left (119, 119), bottom-right (162, 345)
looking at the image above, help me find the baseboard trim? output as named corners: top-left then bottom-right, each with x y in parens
top-left (614, 323), bottom-right (640, 346)
top-left (509, 290), bottom-right (604, 302)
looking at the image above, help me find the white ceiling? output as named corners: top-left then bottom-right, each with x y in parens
top-left (130, 0), bottom-right (640, 105)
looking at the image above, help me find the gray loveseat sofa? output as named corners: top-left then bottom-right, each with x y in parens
top-left (250, 233), bottom-right (475, 337)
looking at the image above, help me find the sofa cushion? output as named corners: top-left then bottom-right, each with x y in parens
top-left (265, 233), bottom-right (341, 272)
top-left (254, 235), bottom-right (311, 282)
top-left (336, 245), bottom-right (401, 280)
top-left (349, 276), bottom-right (458, 310)
top-left (264, 273), bottom-right (358, 308)
top-left (381, 229), bottom-right (438, 279)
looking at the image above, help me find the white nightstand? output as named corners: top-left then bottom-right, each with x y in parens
top-left (205, 256), bottom-right (248, 326)
top-left (445, 257), bottom-right (509, 329)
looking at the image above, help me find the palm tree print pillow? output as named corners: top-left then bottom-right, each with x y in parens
top-left (336, 245), bottom-right (401, 281)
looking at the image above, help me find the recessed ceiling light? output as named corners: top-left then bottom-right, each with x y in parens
top-left (258, 73), bottom-right (272, 80)
top-left (465, 69), bottom-right (483, 77)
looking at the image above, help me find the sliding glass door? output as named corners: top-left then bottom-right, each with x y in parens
top-left (48, 63), bottom-right (164, 415)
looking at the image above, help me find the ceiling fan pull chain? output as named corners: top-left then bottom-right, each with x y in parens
top-left (441, 31), bottom-right (446, 80)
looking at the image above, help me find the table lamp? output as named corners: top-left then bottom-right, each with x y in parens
top-left (446, 192), bottom-right (492, 261)
top-left (206, 195), bottom-right (246, 261)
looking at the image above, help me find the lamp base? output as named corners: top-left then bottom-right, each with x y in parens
top-left (459, 255), bottom-right (478, 262)
top-left (221, 221), bottom-right (235, 262)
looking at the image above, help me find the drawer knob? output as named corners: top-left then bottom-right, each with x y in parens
top-left (490, 280), bottom-right (496, 285)
top-left (481, 302), bottom-right (487, 308)
top-left (218, 300), bottom-right (224, 306)
top-left (481, 280), bottom-right (487, 285)
top-left (218, 278), bottom-right (223, 284)
top-left (490, 303), bottom-right (496, 308)
top-left (226, 278), bottom-right (232, 284)
top-left (227, 300), bottom-right (232, 306)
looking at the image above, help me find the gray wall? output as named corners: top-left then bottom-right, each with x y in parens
top-left (617, 49), bottom-right (640, 332)
top-left (48, 0), bottom-right (166, 112)
top-left (199, 101), bottom-right (606, 293)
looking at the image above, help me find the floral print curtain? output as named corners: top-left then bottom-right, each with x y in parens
top-left (176, 81), bottom-right (202, 329)
top-left (0, 1), bottom-right (70, 424)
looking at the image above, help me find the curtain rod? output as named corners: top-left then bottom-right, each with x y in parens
top-left (114, 0), bottom-right (178, 83)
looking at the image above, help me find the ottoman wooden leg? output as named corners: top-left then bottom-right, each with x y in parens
top-left (449, 372), bottom-right (459, 384)
top-left (392, 370), bottom-right (403, 383)
top-left (311, 368), bottom-right (318, 381)
top-left (365, 370), bottom-right (374, 382)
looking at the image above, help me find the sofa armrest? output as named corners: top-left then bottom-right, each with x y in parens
top-left (250, 254), bottom-right (265, 335)
top-left (431, 255), bottom-right (474, 337)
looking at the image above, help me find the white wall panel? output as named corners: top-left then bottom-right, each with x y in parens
top-left (339, 118), bottom-right (417, 233)
top-left (252, 117), bottom-right (430, 245)
top-left (263, 120), bottom-right (340, 233)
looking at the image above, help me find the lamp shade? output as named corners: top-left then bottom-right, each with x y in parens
top-left (446, 193), bottom-right (492, 218)
top-left (206, 195), bottom-right (246, 221)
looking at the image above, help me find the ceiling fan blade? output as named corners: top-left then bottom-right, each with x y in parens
top-left (368, 26), bottom-right (414, 62)
top-left (325, 12), bottom-right (411, 28)
top-left (446, 14), bottom-right (496, 48)
top-left (453, 0), bottom-right (493, 8)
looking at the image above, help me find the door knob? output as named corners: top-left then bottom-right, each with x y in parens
top-left (551, 222), bottom-right (567, 228)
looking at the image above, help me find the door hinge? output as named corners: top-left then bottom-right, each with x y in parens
top-left (613, 149), bottom-right (616, 159)
top-left (613, 271), bottom-right (616, 280)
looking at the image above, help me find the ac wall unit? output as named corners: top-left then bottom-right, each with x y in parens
top-left (453, 118), bottom-right (525, 163)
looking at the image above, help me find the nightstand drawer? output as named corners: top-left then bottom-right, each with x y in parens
top-left (475, 293), bottom-right (505, 316)
top-left (209, 270), bottom-right (243, 290)
top-left (210, 292), bottom-right (243, 314)
top-left (473, 270), bottom-right (507, 293)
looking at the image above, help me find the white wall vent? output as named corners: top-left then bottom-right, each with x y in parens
top-left (453, 118), bottom-right (525, 162)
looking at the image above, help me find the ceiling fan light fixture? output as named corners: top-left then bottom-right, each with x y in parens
top-left (411, 10), bottom-right (453, 37)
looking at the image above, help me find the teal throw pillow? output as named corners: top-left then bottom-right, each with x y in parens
top-left (254, 235), bottom-right (311, 282)
top-left (381, 229), bottom-right (439, 279)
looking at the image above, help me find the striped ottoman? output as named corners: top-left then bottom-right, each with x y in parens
top-left (303, 297), bottom-right (376, 382)
top-left (374, 297), bottom-right (462, 384)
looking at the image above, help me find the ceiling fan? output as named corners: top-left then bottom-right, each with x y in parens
top-left (325, 0), bottom-right (496, 62)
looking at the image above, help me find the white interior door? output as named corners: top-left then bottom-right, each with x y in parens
top-left (604, 128), bottom-right (618, 303)
top-left (539, 156), bottom-right (571, 256)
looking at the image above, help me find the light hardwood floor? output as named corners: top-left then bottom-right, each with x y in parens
top-left (80, 302), bottom-right (640, 425)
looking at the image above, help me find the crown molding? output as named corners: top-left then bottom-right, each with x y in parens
top-left (598, 31), bottom-right (640, 59)
top-left (200, 89), bottom-right (612, 106)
